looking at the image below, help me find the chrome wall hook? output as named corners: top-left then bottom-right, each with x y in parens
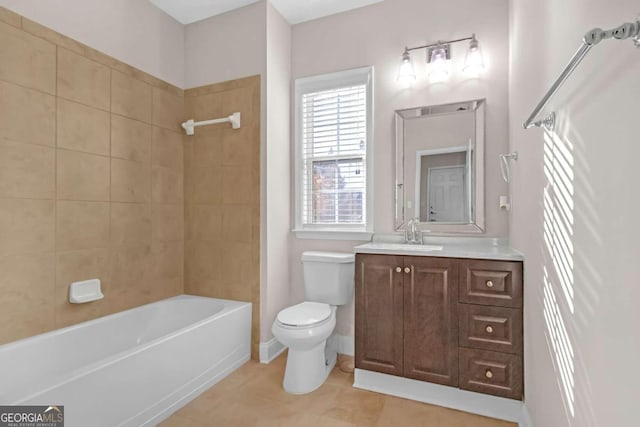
top-left (500, 152), bottom-right (519, 183)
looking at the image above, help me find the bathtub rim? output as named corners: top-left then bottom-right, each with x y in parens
top-left (0, 294), bottom-right (248, 352)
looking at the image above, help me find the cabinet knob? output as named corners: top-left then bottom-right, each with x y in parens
top-left (485, 369), bottom-right (494, 379)
top-left (396, 267), bottom-right (402, 273)
top-left (485, 325), bottom-right (494, 334)
top-left (486, 280), bottom-right (494, 288)
top-left (404, 267), bottom-right (411, 274)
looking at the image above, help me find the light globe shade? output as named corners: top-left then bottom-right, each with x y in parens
top-left (428, 47), bottom-right (449, 82)
top-left (463, 35), bottom-right (485, 76)
top-left (398, 49), bottom-right (416, 84)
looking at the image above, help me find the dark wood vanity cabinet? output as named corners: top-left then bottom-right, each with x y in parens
top-left (355, 255), bottom-right (458, 386)
top-left (355, 254), bottom-right (524, 400)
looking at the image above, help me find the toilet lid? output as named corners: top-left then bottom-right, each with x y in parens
top-left (277, 302), bottom-right (332, 327)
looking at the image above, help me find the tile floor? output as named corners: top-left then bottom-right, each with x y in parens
top-left (160, 353), bottom-right (517, 427)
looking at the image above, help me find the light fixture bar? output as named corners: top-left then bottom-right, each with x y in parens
top-left (405, 36), bottom-right (474, 53)
top-left (397, 34), bottom-right (484, 84)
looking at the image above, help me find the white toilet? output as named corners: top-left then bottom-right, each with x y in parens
top-left (272, 251), bottom-right (355, 394)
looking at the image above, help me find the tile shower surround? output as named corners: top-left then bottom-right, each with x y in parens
top-left (184, 76), bottom-right (261, 359)
top-left (0, 6), bottom-right (261, 358)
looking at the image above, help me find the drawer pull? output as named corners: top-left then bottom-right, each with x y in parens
top-left (485, 369), bottom-right (494, 379)
top-left (485, 325), bottom-right (494, 334)
top-left (395, 267), bottom-right (402, 273)
top-left (486, 280), bottom-right (494, 288)
top-left (404, 267), bottom-right (411, 274)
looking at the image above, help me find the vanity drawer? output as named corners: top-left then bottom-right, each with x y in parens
top-left (459, 260), bottom-right (522, 308)
top-left (459, 348), bottom-right (523, 400)
top-left (459, 304), bottom-right (522, 354)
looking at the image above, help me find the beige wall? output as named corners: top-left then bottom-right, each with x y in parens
top-left (183, 76), bottom-right (261, 359)
top-left (290, 0), bottom-right (510, 339)
top-left (0, 0), bottom-right (184, 88)
top-left (292, 0), bottom-right (510, 237)
top-left (0, 8), bottom-right (185, 345)
top-left (263, 3), bottom-right (292, 343)
top-left (509, 0), bottom-right (640, 425)
top-left (184, 2), bottom-right (266, 89)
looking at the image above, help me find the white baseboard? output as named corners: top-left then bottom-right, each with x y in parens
top-left (354, 368), bottom-right (531, 426)
top-left (259, 337), bottom-right (286, 364)
top-left (519, 404), bottom-right (534, 427)
top-left (337, 334), bottom-right (354, 356)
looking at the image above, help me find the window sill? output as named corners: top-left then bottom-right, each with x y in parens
top-left (293, 229), bottom-right (373, 241)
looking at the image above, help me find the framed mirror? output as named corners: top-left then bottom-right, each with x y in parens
top-left (395, 99), bottom-right (485, 233)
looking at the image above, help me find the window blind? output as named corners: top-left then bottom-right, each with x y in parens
top-left (301, 84), bottom-right (367, 226)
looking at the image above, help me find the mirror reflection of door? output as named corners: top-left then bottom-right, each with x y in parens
top-left (416, 148), bottom-right (471, 223)
top-left (427, 166), bottom-right (466, 222)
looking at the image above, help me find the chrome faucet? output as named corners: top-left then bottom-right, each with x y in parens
top-left (405, 217), bottom-right (423, 244)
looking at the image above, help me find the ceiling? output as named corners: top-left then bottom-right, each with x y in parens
top-left (149, 0), bottom-right (384, 25)
top-left (270, 0), bottom-right (384, 25)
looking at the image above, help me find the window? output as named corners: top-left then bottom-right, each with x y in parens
top-left (294, 67), bottom-right (373, 240)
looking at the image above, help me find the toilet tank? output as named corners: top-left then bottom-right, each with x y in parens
top-left (302, 251), bottom-right (355, 306)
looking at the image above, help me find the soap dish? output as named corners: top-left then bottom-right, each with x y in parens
top-left (69, 279), bottom-right (104, 304)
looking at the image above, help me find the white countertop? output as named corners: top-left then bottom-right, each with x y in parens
top-left (354, 236), bottom-right (524, 261)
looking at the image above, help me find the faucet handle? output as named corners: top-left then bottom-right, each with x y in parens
top-left (405, 217), bottom-right (422, 244)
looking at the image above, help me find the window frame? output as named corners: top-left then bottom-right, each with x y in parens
top-left (293, 66), bottom-right (374, 240)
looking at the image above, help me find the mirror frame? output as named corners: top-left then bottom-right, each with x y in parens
top-left (394, 99), bottom-right (486, 234)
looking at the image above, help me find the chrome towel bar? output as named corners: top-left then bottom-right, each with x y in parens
top-left (523, 19), bottom-right (640, 131)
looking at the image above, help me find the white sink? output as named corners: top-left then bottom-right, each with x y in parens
top-left (363, 243), bottom-right (444, 252)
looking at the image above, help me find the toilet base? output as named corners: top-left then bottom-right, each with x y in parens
top-left (283, 337), bottom-right (337, 394)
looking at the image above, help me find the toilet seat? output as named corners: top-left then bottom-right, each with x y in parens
top-left (276, 302), bottom-right (331, 327)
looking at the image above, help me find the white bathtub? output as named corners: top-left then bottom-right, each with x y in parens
top-left (0, 295), bottom-right (251, 426)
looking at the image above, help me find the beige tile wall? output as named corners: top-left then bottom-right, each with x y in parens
top-left (0, 8), bottom-right (185, 344)
top-left (184, 76), bottom-right (261, 359)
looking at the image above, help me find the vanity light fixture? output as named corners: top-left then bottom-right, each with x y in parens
top-left (397, 47), bottom-right (417, 84)
top-left (428, 44), bottom-right (450, 82)
top-left (463, 34), bottom-right (485, 76)
top-left (398, 34), bottom-right (485, 84)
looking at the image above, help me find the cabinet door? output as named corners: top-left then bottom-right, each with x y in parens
top-left (355, 254), bottom-right (404, 376)
top-left (404, 256), bottom-right (459, 386)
